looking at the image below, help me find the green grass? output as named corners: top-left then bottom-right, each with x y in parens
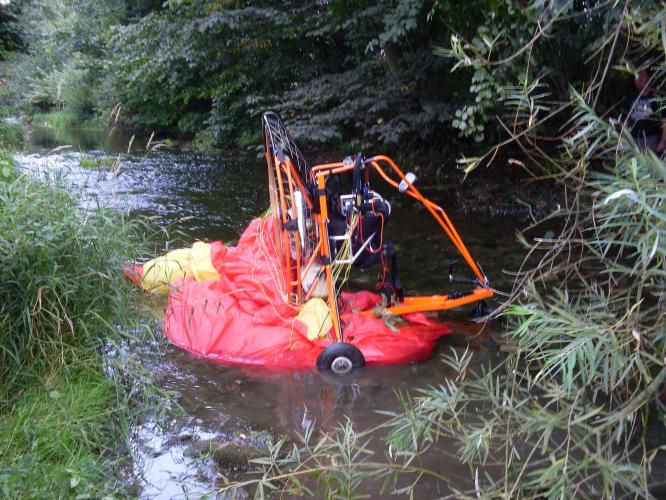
top-left (31, 110), bottom-right (103, 132)
top-left (0, 367), bottom-right (131, 498)
top-left (0, 156), bottom-right (156, 496)
top-left (0, 121), bottom-right (23, 146)
top-left (31, 110), bottom-right (79, 130)
top-left (79, 156), bottom-right (115, 169)
top-left (0, 176), bottom-right (138, 394)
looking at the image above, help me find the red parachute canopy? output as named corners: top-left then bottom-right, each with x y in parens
top-left (135, 217), bottom-right (452, 371)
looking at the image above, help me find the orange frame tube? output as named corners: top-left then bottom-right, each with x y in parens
top-left (274, 151), bottom-right (493, 342)
top-left (272, 153), bottom-right (296, 301)
top-left (311, 156), bottom-right (487, 284)
top-left (315, 173), bottom-right (343, 342)
top-left (309, 155), bottom-right (492, 332)
top-left (381, 287), bottom-right (493, 316)
top-left (283, 159), bottom-right (303, 300)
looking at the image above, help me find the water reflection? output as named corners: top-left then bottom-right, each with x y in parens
top-left (30, 124), bottom-right (131, 152)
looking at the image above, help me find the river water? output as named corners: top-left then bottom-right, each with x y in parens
top-left (15, 128), bottom-right (531, 498)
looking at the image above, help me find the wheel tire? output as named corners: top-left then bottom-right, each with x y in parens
top-left (316, 342), bottom-right (365, 375)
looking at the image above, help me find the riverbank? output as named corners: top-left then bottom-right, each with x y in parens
top-left (0, 149), bottom-right (158, 497)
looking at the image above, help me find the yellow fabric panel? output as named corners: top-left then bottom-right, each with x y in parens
top-left (295, 298), bottom-right (332, 341)
top-left (188, 241), bottom-right (220, 282)
top-left (140, 242), bottom-right (220, 293)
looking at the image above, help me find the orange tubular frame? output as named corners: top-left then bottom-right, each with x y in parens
top-left (309, 155), bottom-right (493, 340)
top-left (263, 114), bottom-right (491, 344)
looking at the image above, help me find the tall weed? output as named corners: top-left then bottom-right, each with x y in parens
top-left (0, 175), bottom-right (146, 397)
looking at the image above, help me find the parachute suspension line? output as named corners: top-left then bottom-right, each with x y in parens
top-left (254, 217), bottom-right (300, 322)
top-left (331, 212), bottom-right (357, 289)
top-left (256, 211), bottom-right (288, 298)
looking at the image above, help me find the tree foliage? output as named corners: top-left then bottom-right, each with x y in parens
top-left (3, 0), bottom-right (628, 154)
top-left (0, 0), bottom-right (23, 61)
top-left (100, 0), bottom-right (587, 149)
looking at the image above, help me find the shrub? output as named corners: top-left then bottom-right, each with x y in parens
top-left (0, 171), bottom-right (145, 399)
top-left (0, 120), bottom-right (23, 146)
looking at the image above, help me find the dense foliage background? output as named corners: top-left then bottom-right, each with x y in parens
top-left (1, 0), bottom-right (631, 155)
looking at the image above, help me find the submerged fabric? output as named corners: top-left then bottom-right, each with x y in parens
top-left (139, 217), bottom-right (452, 370)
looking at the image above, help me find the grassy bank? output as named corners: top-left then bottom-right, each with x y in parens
top-left (0, 121), bottom-right (23, 146)
top-left (30, 110), bottom-right (104, 133)
top-left (0, 151), bottom-right (153, 496)
top-left (0, 368), bottom-right (132, 496)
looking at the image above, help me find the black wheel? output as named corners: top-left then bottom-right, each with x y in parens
top-left (316, 342), bottom-right (365, 375)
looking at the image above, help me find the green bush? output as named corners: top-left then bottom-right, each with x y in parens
top-left (0, 121), bottom-right (23, 146)
top-left (0, 174), bottom-right (144, 396)
top-left (0, 148), bottom-right (16, 179)
top-left (31, 110), bottom-right (78, 130)
top-left (60, 57), bottom-right (97, 119)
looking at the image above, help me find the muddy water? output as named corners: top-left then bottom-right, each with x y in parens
top-left (16, 133), bottom-right (530, 498)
